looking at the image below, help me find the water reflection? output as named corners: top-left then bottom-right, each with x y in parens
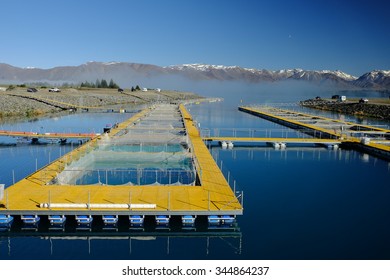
top-left (0, 220), bottom-right (242, 259)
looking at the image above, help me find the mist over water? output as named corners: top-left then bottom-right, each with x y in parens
top-left (144, 77), bottom-right (389, 106)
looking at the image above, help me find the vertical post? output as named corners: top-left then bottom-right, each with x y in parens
top-left (88, 190), bottom-right (90, 210)
top-left (129, 191), bottom-right (131, 210)
top-left (233, 180), bottom-right (236, 195)
top-left (241, 191), bottom-right (244, 209)
top-left (6, 189), bottom-right (8, 209)
top-left (48, 190), bottom-right (51, 210)
top-left (12, 170), bottom-right (15, 185)
top-left (168, 191), bottom-right (171, 211)
top-left (208, 191), bottom-right (210, 211)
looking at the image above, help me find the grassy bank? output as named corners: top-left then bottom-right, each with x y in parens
top-left (0, 87), bottom-right (201, 119)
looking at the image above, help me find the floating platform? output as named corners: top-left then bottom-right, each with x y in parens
top-left (239, 106), bottom-right (390, 160)
top-left (204, 136), bottom-right (342, 148)
top-left (0, 104), bottom-right (243, 226)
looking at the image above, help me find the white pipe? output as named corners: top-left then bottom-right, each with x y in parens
top-left (39, 203), bottom-right (156, 209)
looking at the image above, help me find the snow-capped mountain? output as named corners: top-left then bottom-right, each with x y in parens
top-left (0, 62), bottom-right (389, 89)
top-left (165, 64), bottom-right (360, 86)
top-left (166, 64), bottom-right (357, 81)
top-left (352, 70), bottom-right (390, 88)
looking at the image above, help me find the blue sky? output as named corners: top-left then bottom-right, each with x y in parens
top-left (0, 0), bottom-right (389, 76)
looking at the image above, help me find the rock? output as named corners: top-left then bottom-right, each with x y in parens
top-left (299, 99), bottom-right (390, 120)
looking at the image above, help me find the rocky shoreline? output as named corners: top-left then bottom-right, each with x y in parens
top-left (0, 87), bottom-right (201, 119)
top-left (299, 98), bottom-right (390, 121)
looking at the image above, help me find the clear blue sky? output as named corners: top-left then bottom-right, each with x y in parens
top-left (0, 0), bottom-right (389, 76)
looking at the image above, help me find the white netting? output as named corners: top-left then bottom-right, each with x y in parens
top-left (53, 104), bottom-right (196, 186)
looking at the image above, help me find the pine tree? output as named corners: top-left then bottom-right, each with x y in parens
top-left (109, 79), bottom-right (119, 89)
top-left (101, 79), bottom-right (108, 88)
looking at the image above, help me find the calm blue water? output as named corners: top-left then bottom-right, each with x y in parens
top-left (1, 83), bottom-right (390, 260)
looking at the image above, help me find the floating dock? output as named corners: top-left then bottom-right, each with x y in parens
top-left (239, 106), bottom-right (390, 159)
top-left (203, 136), bottom-right (342, 147)
top-left (0, 130), bottom-right (97, 140)
top-left (0, 104), bottom-right (242, 228)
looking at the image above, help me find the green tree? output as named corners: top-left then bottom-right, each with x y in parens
top-left (135, 85), bottom-right (141, 91)
top-left (100, 79), bottom-right (108, 88)
top-left (96, 79), bottom-right (101, 88)
top-left (109, 78), bottom-right (119, 89)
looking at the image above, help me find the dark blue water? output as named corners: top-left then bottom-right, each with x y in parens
top-left (1, 83), bottom-right (390, 260)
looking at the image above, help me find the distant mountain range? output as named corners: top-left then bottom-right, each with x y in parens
top-left (0, 62), bottom-right (389, 90)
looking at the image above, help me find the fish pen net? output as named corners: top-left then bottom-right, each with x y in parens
top-left (52, 104), bottom-right (197, 186)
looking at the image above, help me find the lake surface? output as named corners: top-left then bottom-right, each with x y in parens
top-left (1, 82), bottom-right (390, 260)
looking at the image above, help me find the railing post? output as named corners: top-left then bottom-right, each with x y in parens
top-left (168, 191), bottom-right (171, 211)
top-left (129, 191), bottom-right (132, 210)
top-left (88, 190), bottom-right (90, 210)
top-left (208, 191), bottom-right (210, 211)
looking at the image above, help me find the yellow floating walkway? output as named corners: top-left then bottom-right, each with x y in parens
top-left (0, 105), bottom-right (242, 217)
top-left (239, 106), bottom-right (390, 159)
top-left (0, 130), bottom-right (97, 139)
top-left (202, 136), bottom-right (341, 145)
